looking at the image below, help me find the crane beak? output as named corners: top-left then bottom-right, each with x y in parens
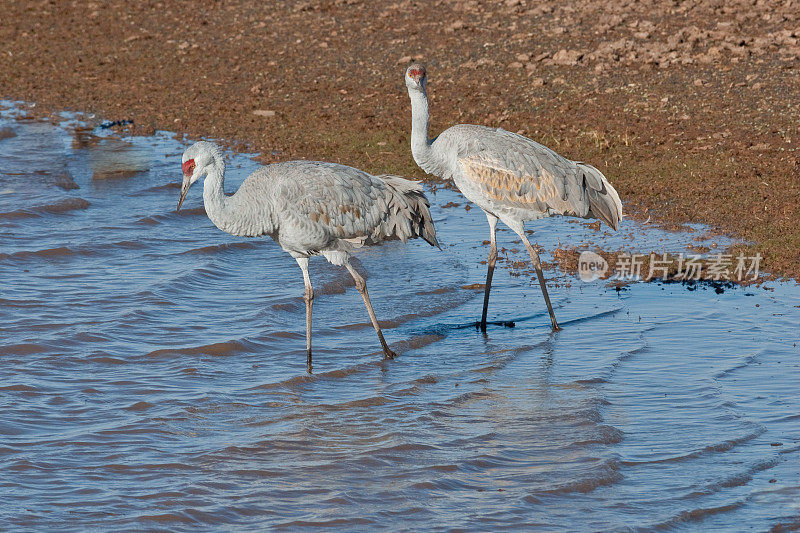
top-left (178, 158), bottom-right (196, 212)
top-left (177, 179), bottom-right (190, 212)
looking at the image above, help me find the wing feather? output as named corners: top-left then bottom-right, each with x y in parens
top-left (262, 161), bottom-right (437, 251)
top-left (448, 126), bottom-right (619, 225)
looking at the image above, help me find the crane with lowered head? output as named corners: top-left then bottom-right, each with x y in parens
top-left (178, 141), bottom-right (439, 372)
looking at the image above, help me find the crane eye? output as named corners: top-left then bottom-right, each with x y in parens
top-left (182, 159), bottom-right (195, 176)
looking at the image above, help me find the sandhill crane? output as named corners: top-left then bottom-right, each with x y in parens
top-left (177, 141), bottom-right (438, 372)
top-left (404, 64), bottom-right (622, 332)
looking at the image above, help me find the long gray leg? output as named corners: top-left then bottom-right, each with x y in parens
top-left (480, 212), bottom-right (499, 332)
top-left (296, 257), bottom-right (314, 373)
top-left (510, 227), bottom-right (560, 331)
top-left (344, 261), bottom-right (397, 359)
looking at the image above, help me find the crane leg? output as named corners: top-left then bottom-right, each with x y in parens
top-left (480, 213), bottom-right (499, 332)
top-left (345, 262), bottom-right (397, 360)
top-left (514, 230), bottom-right (561, 331)
top-left (297, 257), bottom-right (314, 373)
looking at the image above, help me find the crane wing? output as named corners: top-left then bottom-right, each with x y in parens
top-left (275, 163), bottom-right (389, 242)
top-left (455, 127), bottom-right (593, 218)
top-left (267, 161), bottom-right (436, 251)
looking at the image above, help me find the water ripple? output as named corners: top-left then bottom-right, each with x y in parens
top-left (1, 113), bottom-right (797, 531)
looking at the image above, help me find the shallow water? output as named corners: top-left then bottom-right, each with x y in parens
top-left (1, 108), bottom-right (799, 531)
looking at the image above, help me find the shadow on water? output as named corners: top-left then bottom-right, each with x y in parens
top-left (1, 104), bottom-right (799, 531)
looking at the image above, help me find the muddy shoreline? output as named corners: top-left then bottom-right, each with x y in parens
top-left (2, 0), bottom-right (799, 278)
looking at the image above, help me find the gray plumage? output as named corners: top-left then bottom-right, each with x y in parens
top-left (177, 141), bottom-right (438, 371)
top-left (179, 142), bottom-right (438, 260)
top-left (426, 125), bottom-right (622, 230)
top-left (405, 63), bottom-right (623, 331)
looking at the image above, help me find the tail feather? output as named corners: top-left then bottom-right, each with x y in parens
top-left (577, 163), bottom-right (622, 231)
top-left (377, 175), bottom-right (440, 248)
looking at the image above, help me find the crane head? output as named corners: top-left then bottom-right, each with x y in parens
top-left (182, 159), bottom-right (195, 177)
top-left (178, 141), bottom-right (220, 212)
top-left (177, 158), bottom-right (195, 211)
top-left (405, 63), bottom-right (427, 91)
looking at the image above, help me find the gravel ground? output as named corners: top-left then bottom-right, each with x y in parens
top-left (1, 0), bottom-right (799, 278)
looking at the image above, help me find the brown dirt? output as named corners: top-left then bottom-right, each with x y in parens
top-left (2, 0), bottom-right (799, 279)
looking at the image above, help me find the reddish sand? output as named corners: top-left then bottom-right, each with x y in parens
top-left (1, 0), bottom-right (799, 278)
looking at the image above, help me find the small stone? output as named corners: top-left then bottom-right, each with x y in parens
top-left (509, 61), bottom-right (524, 69)
top-left (252, 110), bottom-right (276, 117)
top-left (693, 78), bottom-right (704, 86)
top-left (551, 49), bottom-right (583, 66)
top-left (516, 52), bottom-right (530, 62)
top-left (397, 55), bottom-right (413, 65)
top-left (447, 20), bottom-right (465, 32)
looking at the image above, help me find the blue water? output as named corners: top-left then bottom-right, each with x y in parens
top-left (1, 106), bottom-right (798, 531)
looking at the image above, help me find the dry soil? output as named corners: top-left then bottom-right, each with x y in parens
top-left (2, 0), bottom-right (799, 278)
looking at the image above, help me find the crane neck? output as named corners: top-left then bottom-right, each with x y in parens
top-left (408, 87), bottom-right (440, 175)
top-left (202, 157), bottom-right (230, 227)
top-left (200, 154), bottom-right (277, 238)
